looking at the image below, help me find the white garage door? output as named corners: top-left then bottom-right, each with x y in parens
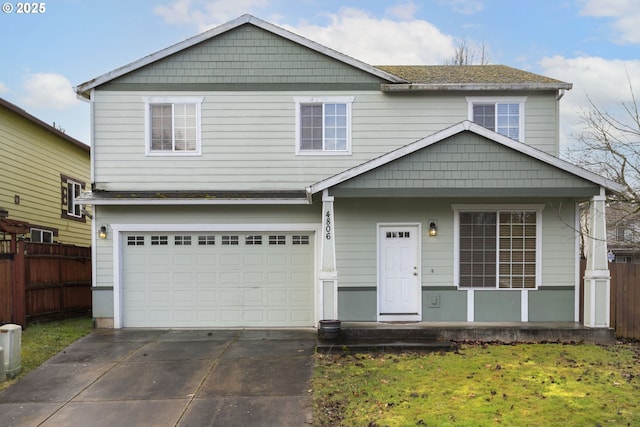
top-left (121, 231), bottom-right (315, 327)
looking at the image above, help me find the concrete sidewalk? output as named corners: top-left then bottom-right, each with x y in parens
top-left (0, 329), bottom-right (316, 426)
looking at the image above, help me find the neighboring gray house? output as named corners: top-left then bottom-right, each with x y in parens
top-left (75, 15), bottom-right (621, 329)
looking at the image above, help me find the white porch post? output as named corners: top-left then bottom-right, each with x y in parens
top-left (583, 189), bottom-right (611, 327)
top-left (319, 190), bottom-right (338, 320)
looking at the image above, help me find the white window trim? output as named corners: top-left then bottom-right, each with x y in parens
top-left (31, 228), bottom-right (53, 243)
top-left (66, 179), bottom-right (83, 218)
top-left (466, 96), bottom-right (527, 143)
top-left (293, 96), bottom-right (354, 156)
top-left (452, 204), bottom-right (543, 290)
top-left (144, 96), bottom-right (204, 156)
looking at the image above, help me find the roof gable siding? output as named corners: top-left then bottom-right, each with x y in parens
top-left (103, 25), bottom-right (384, 90)
top-left (333, 131), bottom-right (599, 195)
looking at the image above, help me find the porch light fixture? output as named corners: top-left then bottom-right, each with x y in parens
top-left (98, 225), bottom-right (108, 239)
top-left (429, 221), bottom-right (437, 237)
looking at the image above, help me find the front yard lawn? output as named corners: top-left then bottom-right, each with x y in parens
top-left (313, 342), bottom-right (640, 426)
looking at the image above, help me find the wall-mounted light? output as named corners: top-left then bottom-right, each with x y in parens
top-left (98, 225), bottom-right (108, 239)
top-left (429, 221), bottom-right (438, 237)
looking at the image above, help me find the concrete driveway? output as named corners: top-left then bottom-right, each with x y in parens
top-left (0, 328), bottom-right (316, 426)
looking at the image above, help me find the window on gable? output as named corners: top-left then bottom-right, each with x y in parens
top-left (294, 97), bottom-right (354, 154)
top-left (60, 175), bottom-right (85, 221)
top-left (455, 206), bottom-right (541, 289)
top-left (144, 97), bottom-right (203, 156)
top-left (467, 97), bottom-right (526, 142)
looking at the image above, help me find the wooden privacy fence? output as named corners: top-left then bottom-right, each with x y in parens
top-left (609, 262), bottom-right (640, 340)
top-left (0, 241), bottom-right (91, 327)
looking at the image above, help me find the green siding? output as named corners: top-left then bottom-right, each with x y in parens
top-left (475, 291), bottom-right (521, 321)
top-left (106, 25), bottom-right (384, 89)
top-left (529, 289), bottom-right (575, 321)
top-left (333, 197), bottom-right (578, 322)
top-left (334, 132), bottom-right (599, 195)
top-left (423, 290), bottom-right (467, 321)
top-left (92, 90), bottom-right (566, 192)
top-left (338, 288), bottom-right (376, 321)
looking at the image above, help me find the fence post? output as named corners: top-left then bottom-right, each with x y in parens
top-left (12, 240), bottom-right (26, 327)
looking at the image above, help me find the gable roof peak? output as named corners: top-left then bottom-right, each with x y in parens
top-left (74, 14), bottom-right (406, 99)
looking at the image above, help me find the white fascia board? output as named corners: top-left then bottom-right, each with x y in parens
top-left (308, 120), bottom-right (624, 196)
top-left (74, 14), bottom-right (406, 98)
top-left (78, 195), bottom-right (310, 205)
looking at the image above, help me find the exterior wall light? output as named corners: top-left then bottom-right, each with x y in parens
top-left (98, 225), bottom-right (108, 239)
top-left (429, 221), bottom-right (437, 237)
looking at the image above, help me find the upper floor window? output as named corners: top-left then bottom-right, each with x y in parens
top-left (294, 97), bottom-right (354, 155)
top-left (60, 174), bottom-right (85, 221)
top-left (144, 97), bottom-right (203, 156)
top-left (466, 97), bottom-right (526, 142)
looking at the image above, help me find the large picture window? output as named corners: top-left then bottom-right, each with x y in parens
top-left (294, 97), bottom-right (353, 155)
top-left (144, 97), bottom-right (203, 155)
top-left (466, 97), bottom-right (526, 142)
top-left (455, 205), bottom-right (541, 289)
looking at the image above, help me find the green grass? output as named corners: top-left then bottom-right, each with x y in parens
top-left (0, 316), bottom-right (93, 391)
top-left (313, 342), bottom-right (640, 426)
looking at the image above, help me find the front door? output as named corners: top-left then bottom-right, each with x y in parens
top-left (378, 224), bottom-right (421, 321)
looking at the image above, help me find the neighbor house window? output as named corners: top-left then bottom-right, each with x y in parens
top-left (60, 174), bottom-right (85, 221)
top-left (466, 97), bottom-right (526, 142)
top-left (294, 97), bottom-right (354, 154)
top-left (31, 228), bottom-right (53, 243)
top-left (454, 205), bottom-right (542, 289)
top-left (144, 97), bottom-right (203, 155)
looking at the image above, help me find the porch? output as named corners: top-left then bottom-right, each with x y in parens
top-left (316, 321), bottom-right (616, 353)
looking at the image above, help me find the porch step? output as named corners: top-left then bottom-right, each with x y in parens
top-left (316, 339), bottom-right (458, 354)
top-left (315, 322), bottom-right (616, 353)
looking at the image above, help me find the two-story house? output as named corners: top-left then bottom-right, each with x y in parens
top-left (0, 97), bottom-right (90, 248)
top-left (75, 15), bottom-right (622, 329)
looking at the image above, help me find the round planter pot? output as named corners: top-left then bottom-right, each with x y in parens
top-left (318, 319), bottom-right (341, 340)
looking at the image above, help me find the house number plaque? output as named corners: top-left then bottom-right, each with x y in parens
top-left (325, 210), bottom-right (332, 240)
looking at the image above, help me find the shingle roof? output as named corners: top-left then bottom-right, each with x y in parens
top-left (376, 65), bottom-right (572, 91)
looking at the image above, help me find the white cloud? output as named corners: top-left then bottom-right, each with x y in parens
top-left (538, 55), bottom-right (640, 148)
top-left (439, 0), bottom-right (484, 15)
top-left (0, 81), bottom-right (8, 94)
top-left (154, 0), bottom-right (269, 32)
top-left (22, 73), bottom-right (79, 110)
top-left (579, 0), bottom-right (640, 44)
top-left (283, 8), bottom-right (455, 65)
top-left (153, 2), bottom-right (456, 65)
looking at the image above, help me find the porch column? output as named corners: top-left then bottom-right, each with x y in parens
top-left (583, 189), bottom-right (610, 327)
top-left (319, 190), bottom-right (338, 320)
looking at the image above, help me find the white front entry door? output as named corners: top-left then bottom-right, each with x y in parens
top-left (378, 224), bottom-right (421, 321)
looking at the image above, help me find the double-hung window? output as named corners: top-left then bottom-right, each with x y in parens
top-left (466, 97), bottom-right (526, 142)
top-left (144, 97), bottom-right (203, 155)
top-left (454, 205), bottom-right (542, 289)
top-left (60, 174), bottom-right (85, 221)
top-left (294, 97), bottom-right (354, 155)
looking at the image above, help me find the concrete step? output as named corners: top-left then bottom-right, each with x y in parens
top-left (316, 339), bottom-right (458, 354)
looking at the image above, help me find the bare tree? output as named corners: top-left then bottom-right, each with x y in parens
top-left (444, 39), bottom-right (491, 65)
top-left (566, 74), bottom-right (640, 254)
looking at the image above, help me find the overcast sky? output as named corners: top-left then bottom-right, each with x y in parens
top-left (1, 0), bottom-right (638, 151)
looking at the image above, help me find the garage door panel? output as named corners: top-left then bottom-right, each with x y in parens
top-left (122, 231), bottom-right (315, 327)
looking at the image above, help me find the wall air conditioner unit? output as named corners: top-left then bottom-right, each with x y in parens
top-left (0, 324), bottom-right (22, 378)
